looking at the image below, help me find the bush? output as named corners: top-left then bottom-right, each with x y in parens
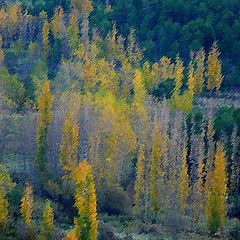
top-left (97, 186), bottom-right (130, 215)
top-left (98, 223), bottom-right (120, 240)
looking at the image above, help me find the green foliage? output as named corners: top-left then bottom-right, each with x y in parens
top-left (0, 68), bottom-right (26, 110)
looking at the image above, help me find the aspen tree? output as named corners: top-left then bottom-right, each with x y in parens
top-left (134, 144), bottom-right (146, 213)
top-left (174, 55), bottom-right (184, 94)
top-left (67, 11), bottom-right (79, 52)
top-left (178, 146), bottom-right (190, 216)
top-left (42, 21), bottom-right (50, 60)
top-left (142, 61), bottom-right (154, 91)
top-left (60, 111), bottom-right (79, 174)
top-left (206, 42), bottom-right (223, 92)
top-left (35, 81), bottom-right (53, 187)
top-left (72, 162), bottom-right (98, 240)
top-left (40, 200), bottom-right (54, 238)
top-left (51, 7), bottom-right (66, 39)
top-left (194, 48), bottom-right (205, 94)
top-left (127, 28), bottom-right (143, 66)
top-left (0, 164), bottom-right (15, 226)
top-left (187, 60), bottom-right (195, 97)
top-left (133, 69), bottom-right (146, 106)
top-left (21, 184), bottom-right (33, 226)
top-left (205, 144), bottom-right (228, 233)
top-left (149, 121), bottom-right (162, 215)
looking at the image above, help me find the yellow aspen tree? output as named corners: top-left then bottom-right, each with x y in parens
top-left (178, 146), bottom-right (190, 216)
top-left (187, 60), bottom-right (195, 97)
top-left (40, 200), bottom-right (54, 238)
top-left (149, 121), bottom-right (162, 215)
top-left (60, 111), bottom-right (79, 174)
top-left (51, 6), bottom-right (66, 39)
top-left (83, 54), bottom-right (97, 90)
top-left (142, 61), bottom-right (154, 91)
top-left (0, 164), bottom-right (15, 226)
top-left (72, 162), bottom-right (98, 240)
top-left (134, 144), bottom-right (146, 213)
top-left (205, 144), bottom-right (228, 233)
top-left (9, 4), bottom-right (21, 35)
top-left (127, 28), bottom-right (143, 66)
top-left (174, 55), bottom-right (184, 94)
top-left (206, 42), bottom-right (223, 92)
top-left (42, 21), bottom-right (50, 60)
top-left (21, 184), bottom-right (33, 226)
top-left (133, 69), bottom-right (146, 106)
top-left (67, 11), bottom-right (79, 53)
top-left (35, 81), bottom-right (53, 187)
top-left (194, 48), bottom-right (205, 94)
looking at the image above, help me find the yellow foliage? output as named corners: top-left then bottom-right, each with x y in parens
top-left (0, 197), bottom-right (8, 226)
top-left (41, 200), bottom-right (54, 234)
top-left (21, 184), bottom-right (33, 226)
top-left (72, 162), bottom-right (98, 240)
top-left (51, 7), bottom-right (66, 39)
top-left (160, 56), bottom-right (174, 80)
top-left (60, 109), bottom-right (79, 174)
top-left (206, 42), bottom-right (223, 91)
top-left (174, 55), bottom-right (184, 94)
top-left (194, 48), bottom-right (205, 94)
top-left (67, 12), bottom-right (79, 52)
top-left (187, 60), bottom-right (195, 97)
top-left (205, 144), bottom-right (228, 233)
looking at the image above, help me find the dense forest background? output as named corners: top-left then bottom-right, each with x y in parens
top-left (9, 0), bottom-right (240, 88)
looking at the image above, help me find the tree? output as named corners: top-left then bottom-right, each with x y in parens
top-left (21, 184), bottom-right (33, 226)
top-left (127, 28), bottom-right (143, 66)
top-left (134, 144), bottom-right (146, 213)
top-left (174, 55), bottom-right (184, 94)
top-left (40, 200), bottom-right (54, 239)
top-left (194, 48), bottom-right (205, 94)
top-left (133, 69), bottom-right (146, 106)
top-left (71, 0), bottom-right (93, 50)
top-left (60, 111), bottom-right (79, 175)
top-left (70, 162), bottom-right (98, 240)
top-left (0, 164), bottom-right (15, 226)
top-left (187, 59), bottom-right (195, 97)
top-left (149, 121), bottom-right (162, 215)
top-left (178, 146), bottom-right (190, 216)
top-left (51, 6), bottom-right (66, 39)
top-left (206, 42), bottom-right (223, 92)
top-left (42, 20), bottom-right (50, 60)
top-left (205, 144), bottom-right (228, 234)
top-left (67, 11), bottom-right (79, 53)
top-left (35, 81), bottom-right (53, 188)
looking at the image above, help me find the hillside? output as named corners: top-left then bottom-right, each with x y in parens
top-left (0, 1), bottom-right (240, 240)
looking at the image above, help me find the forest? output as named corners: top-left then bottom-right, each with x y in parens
top-left (0, 0), bottom-right (240, 240)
